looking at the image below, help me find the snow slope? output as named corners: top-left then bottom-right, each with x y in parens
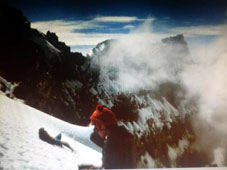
top-left (0, 94), bottom-right (102, 170)
top-left (0, 94), bottom-right (227, 170)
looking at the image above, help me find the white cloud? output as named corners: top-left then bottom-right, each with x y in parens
top-left (31, 17), bottom-right (157, 50)
top-left (131, 17), bottom-right (154, 33)
top-left (179, 34), bottom-right (227, 165)
top-left (93, 16), bottom-right (143, 23)
top-left (31, 20), bottom-right (102, 34)
top-left (30, 16), bottom-right (159, 50)
top-left (31, 20), bottom-right (128, 47)
top-left (123, 25), bottom-right (135, 29)
top-left (171, 24), bottom-right (227, 37)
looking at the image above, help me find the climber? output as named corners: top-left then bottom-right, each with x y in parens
top-left (38, 128), bottom-right (74, 152)
top-left (90, 104), bottom-right (137, 169)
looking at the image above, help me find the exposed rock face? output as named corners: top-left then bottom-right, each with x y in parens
top-left (46, 31), bottom-right (71, 54)
top-left (0, 4), bottom-right (95, 125)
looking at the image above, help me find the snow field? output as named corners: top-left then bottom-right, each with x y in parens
top-left (0, 94), bottom-right (101, 170)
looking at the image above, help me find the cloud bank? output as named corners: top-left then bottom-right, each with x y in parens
top-left (94, 19), bottom-right (227, 166)
top-left (180, 34), bottom-right (227, 166)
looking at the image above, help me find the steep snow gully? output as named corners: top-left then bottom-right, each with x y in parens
top-left (0, 94), bottom-right (101, 170)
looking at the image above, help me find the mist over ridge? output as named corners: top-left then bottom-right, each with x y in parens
top-left (91, 20), bottom-right (227, 166)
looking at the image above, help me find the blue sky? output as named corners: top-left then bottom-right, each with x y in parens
top-left (3, 0), bottom-right (227, 54)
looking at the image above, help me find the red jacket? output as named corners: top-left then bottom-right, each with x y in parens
top-left (90, 104), bottom-right (117, 129)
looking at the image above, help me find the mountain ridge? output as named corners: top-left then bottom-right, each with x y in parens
top-left (0, 5), bottom-right (219, 168)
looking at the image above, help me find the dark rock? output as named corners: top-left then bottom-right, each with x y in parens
top-left (46, 31), bottom-right (70, 54)
top-left (162, 34), bottom-right (187, 45)
top-left (0, 4), bottom-right (30, 40)
top-left (0, 5), bottom-right (91, 125)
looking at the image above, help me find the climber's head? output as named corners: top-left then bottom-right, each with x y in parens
top-left (39, 128), bottom-right (49, 139)
top-left (90, 104), bottom-right (117, 138)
